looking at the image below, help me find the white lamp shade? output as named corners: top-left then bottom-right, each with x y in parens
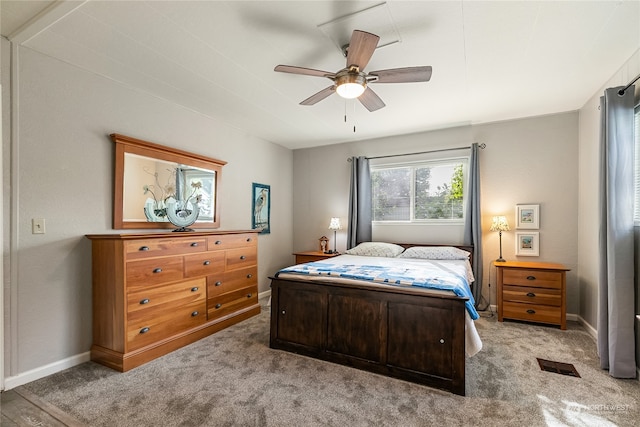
top-left (489, 216), bottom-right (510, 232)
top-left (328, 217), bottom-right (342, 230)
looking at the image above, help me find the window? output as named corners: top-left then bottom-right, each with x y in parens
top-left (371, 158), bottom-right (468, 222)
top-left (635, 105), bottom-right (640, 224)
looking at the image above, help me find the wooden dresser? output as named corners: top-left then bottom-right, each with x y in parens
top-left (495, 261), bottom-right (569, 329)
top-left (86, 230), bottom-right (260, 371)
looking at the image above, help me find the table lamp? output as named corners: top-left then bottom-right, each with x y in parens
top-left (328, 217), bottom-right (342, 254)
top-left (490, 216), bottom-right (510, 262)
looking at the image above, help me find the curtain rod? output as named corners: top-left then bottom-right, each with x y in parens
top-left (618, 73), bottom-right (640, 96)
top-left (347, 143), bottom-right (486, 162)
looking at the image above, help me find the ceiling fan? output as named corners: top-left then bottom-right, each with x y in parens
top-left (274, 29), bottom-right (432, 112)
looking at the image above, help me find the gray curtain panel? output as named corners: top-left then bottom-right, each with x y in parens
top-left (347, 156), bottom-right (372, 249)
top-left (463, 143), bottom-right (483, 308)
top-left (598, 85), bottom-right (637, 378)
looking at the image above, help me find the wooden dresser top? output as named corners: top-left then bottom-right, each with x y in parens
top-left (494, 260), bottom-right (570, 271)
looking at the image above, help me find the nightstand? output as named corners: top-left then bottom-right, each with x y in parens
top-left (293, 251), bottom-right (340, 264)
top-left (495, 261), bottom-right (570, 329)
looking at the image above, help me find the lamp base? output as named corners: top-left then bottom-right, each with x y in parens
top-left (495, 257), bottom-right (506, 262)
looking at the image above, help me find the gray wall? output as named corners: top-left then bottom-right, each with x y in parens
top-left (2, 44), bottom-right (293, 385)
top-left (293, 112), bottom-right (579, 312)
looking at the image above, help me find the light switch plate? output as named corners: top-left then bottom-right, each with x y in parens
top-left (32, 218), bottom-right (45, 234)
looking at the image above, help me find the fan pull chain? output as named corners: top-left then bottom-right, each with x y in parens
top-left (352, 99), bottom-right (357, 133)
top-left (344, 100), bottom-right (357, 133)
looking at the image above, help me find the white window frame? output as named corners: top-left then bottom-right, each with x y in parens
top-left (371, 156), bottom-right (469, 225)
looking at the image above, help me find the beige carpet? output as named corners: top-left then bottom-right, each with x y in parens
top-left (17, 299), bottom-right (640, 426)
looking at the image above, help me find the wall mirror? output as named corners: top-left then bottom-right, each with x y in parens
top-left (112, 133), bottom-right (226, 229)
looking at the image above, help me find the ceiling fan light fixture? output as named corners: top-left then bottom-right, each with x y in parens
top-left (335, 72), bottom-right (366, 99)
top-left (274, 30), bottom-right (431, 111)
top-left (336, 82), bottom-right (365, 99)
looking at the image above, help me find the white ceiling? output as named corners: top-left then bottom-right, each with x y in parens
top-left (2, 1), bottom-right (639, 150)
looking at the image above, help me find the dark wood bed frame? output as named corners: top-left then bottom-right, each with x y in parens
top-left (269, 244), bottom-right (474, 396)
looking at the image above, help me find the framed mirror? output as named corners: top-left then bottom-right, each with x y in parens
top-left (112, 133), bottom-right (226, 229)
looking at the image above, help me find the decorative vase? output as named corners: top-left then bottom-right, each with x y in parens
top-left (165, 197), bottom-right (199, 232)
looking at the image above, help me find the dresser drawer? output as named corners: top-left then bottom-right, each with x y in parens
top-left (225, 247), bottom-right (257, 270)
top-left (184, 252), bottom-right (225, 278)
top-left (125, 237), bottom-right (207, 260)
top-left (126, 257), bottom-right (184, 289)
top-left (502, 301), bottom-right (561, 325)
top-left (207, 267), bottom-right (257, 297)
top-left (502, 285), bottom-right (561, 306)
top-left (207, 285), bottom-right (258, 320)
top-left (127, 278), bottom-right (205, 321)
top-left (502, 269), bottom-right (562, 289)
top-left (126, 300), bottom-right (206, 351)
top-left (207, 233), bottom-right (257, 251)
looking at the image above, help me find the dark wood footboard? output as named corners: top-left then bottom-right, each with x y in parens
top-left (269, 277), bottom-right (468, 395)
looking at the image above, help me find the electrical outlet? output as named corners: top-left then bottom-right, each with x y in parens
top-left (32, 218), bottom-right (46, 234)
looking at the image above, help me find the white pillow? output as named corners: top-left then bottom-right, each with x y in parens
top-left (397, 246), bottom-right (470, 260)
top-left (345, 242), bottom-right (406, 258)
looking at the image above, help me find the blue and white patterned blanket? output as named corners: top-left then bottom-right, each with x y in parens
top-left (276, 259), bottom-right (479, 320)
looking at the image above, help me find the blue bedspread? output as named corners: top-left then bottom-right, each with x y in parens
top-left (276, 260), bottom-right (479, 320)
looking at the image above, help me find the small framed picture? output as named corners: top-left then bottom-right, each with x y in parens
top-left (515, 232), bottom-right (539, 256)
top-left (251, 183), bottom-right (270, 234)
top-left (516, 204), bottom-right (540, 229)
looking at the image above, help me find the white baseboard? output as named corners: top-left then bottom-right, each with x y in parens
top-left (576, 315), bottom-right (597, 340)
top-left (3, 351), bottom-right (90, 391)
top-left (4, 292), bottom-right (274, 391)
top-left (258, 289), bottom-right (271, 301)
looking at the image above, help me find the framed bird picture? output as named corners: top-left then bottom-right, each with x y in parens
top-left (251, 183), bottom-right (270, 234)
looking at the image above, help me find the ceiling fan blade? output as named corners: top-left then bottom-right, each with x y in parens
top-left (300, 86), bottom-right (336, 105)
top-left (274, 65), bottom-right (335, 79)
top-left (346, 30), bottom-right (379, 70)
top-left (369, 66), bottom-right (433, 83)
top-left (358, 87), bottom-right (385, 112)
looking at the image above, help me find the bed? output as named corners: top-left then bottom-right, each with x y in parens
top-left (269, 242), bottom-right (481, 396)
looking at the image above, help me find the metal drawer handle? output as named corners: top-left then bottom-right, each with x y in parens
top-left (526, 276), bottom-right (536, 280)
top-left (190, 242), bottom-right (199, 247)
top-left (439, 339), bottom-right (445, 344)
top-left (526, 292), bottom-right (536, 297)
top-left (215, 303), bottom-right (222, 309)
top-left (140, 298), bottom-right (150, 305)
top-left (203, 260), bottom-right (210, 266)
top-left (139, 246), bottom-right (150, 251)
top-left (215, 281), bottom-right (222, 287)
top-left (247, 293), bottom-right (252, 298)
top-left (215, 240), bottom-right (222, 245)
top-left (140, 327), bottom-right (150, 334)
top-left (281, 310), bottom-right (286, 315)
top-left (191, 311), bottom-right (199, 317)
top-left (526, 309), bottom-right (536, 314)
top-left (240, 255), bottom-right (246, 260)
top-left (191, 287), bottom-right (199, 292)
top-left (246, 238), bottom-right (252, 242)
top-left (246, 274), bottom-right (253, 279)
top-left (153, 268), bottom-right (162, 273)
